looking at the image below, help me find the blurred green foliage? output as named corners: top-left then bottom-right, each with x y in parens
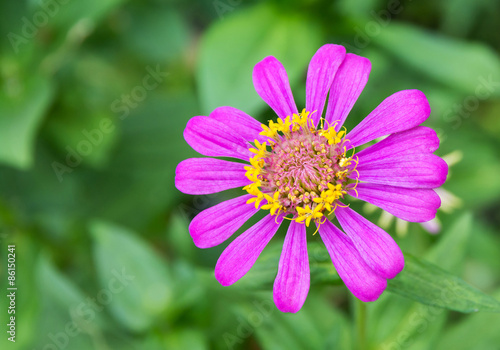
top-left (1, 0), bottom-right (500, 349)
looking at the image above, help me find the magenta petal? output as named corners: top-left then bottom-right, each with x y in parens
top-left (175, 158), bottom-right (250, 195)
top-left (215, 215), bottom-right (283, 286)
top-left (273, 222), bottom-right (310, 313)
top-left (352, 183), bottom-right (441, 222)
top-left (210, 106), bottom-right (268, 143)
top-left (356, 126), bottom-right (440, 163)
top-left (306, 44), bottom-right (346, 126)
top-left (346, 90), bottom-right (431, 148)
top-left (335, 206), bottom-right (404, 279)
top-left (189, 194), bottom-right (259, 248)
top-left (325, 53), bottom-right (371, 130)
top-left (318, 219), bottom-right (387, 302)
top-left (355, 153), bottom-right (448, 189)
top-left (184, 116), bottom-right (251, 161)
top-left (253, 56), bottom-right (298, 120)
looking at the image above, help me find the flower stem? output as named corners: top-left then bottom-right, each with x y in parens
top-left (356, 298), bottom-right (367, 350)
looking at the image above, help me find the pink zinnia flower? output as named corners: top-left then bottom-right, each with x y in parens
top-left (175, 44), bottom-right (447, 312)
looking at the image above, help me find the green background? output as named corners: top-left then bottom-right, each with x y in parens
top-left (1, 0), bottom-right (500, 349)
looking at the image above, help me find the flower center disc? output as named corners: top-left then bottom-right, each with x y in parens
top-left (244, 110), bottom-right (359, 227)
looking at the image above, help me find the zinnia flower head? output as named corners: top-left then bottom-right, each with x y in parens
top-left (175, 44), bottom-right (448, 312)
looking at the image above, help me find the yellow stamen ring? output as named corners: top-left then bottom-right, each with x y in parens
top-left (244, 109), bottom-right (358, 228)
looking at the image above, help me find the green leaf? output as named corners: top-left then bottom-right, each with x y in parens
top-left (90, 220), bottom-right (173, 332)
top-left (44, 54), bottom-right (122, 169)
top-left (37, 254), bottom-right (88, 309)
top-left (252, 308), bottom-right (322, 350)
top-left (440, 0), bottom-right (491, 37)
top-left (0, 234), bottom-right (39, 349)
top-left (121, 5), bottom-right (189, 63)
top-left (372, 23), bottom-right (500, 96)
top-left (309, 241), bottom-right (341, 285)
top-left (30, 0), bottom-right (125, 32)
top-left (197, 3), bottom-right (322, 115)
top-left (436, 289), bottom-right (500, 350)
top-left (164, 329), bottom-right (209, 350)
top-left (337, 0), bottom-right (381, 18)
top-left (86, 93), bottom-right (197, 229)
top-left (0, 145), bottom-right (86, 237)
top-left (425, 212), bottom-right (472, 273)
top-left (387, 254), bottom-right (500, 313)
top-left (0, 73), bottom-right (54, 169)
top-left (372, 215), bottom-right (472, 349)
top-left (167, 214), bottom-right (196, 262)
top-left (46, 111), bottom-right (118, 168)
top-left (251, 294), bottom-right (352, 350)
top-left (35, 254), bottom-right (101, 350)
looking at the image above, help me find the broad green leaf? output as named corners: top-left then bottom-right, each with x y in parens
top-left (166, 261), bottom-right (206, 320)
top-left (197, 3), bottom-right (322, 115)
top-left (37, 255), bottom-right (88, 312)
top-left (46, 111), bottom-right (118, 169)
top-left (90, 220), bottom-right (173, 332)
top-left (86, 93), bottom-right (197, 229)
top-left (372, 23), bottom-right (500, 96)
top-left (45, 54), bottom-right (122, 169)
top-left (440, 0), bottom-right (492, 37)
top-left (379, 309), bottom-right (447, 350)
top-left (373, 215), bottom-right (472, 349)
top-left (425, 212), bottom-right (472, 273)
top-left (387, 254), bottom-right (500, 313)
top-left (307, 295), bottom-right (352, 350)
top-left (6, 0), bottom-right (125, 59)
top-left (337, 0), bottom-right (381, 18)
top-left (35, 254), bottom-right (101, 350)
top-left (251, 293), bottom-right (351, 350)
top-left (369, 294), bottom-right (417, 347)
top-left (436, 289), bottom-right (500, 350)
top-left (0, 72), bottom-right (54, 169)
top-left (252, 307), bottom-right (322, 350)
top-left (0, 145), bottom-right (86, 238)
